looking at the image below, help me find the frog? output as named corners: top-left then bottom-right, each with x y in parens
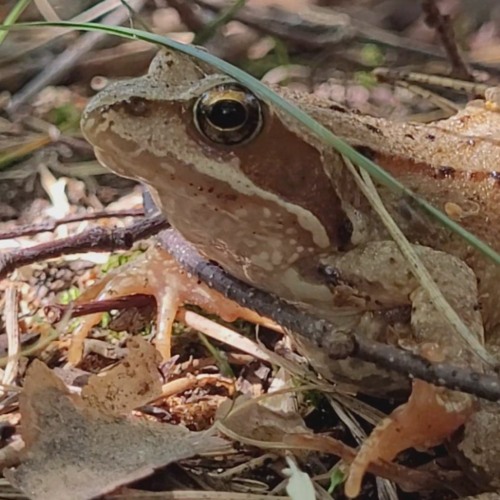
top-left (78, 48), bottom-right (500, 497)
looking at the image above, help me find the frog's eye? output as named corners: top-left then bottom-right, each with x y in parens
top-left (194, 84), bottom-right (263, 145)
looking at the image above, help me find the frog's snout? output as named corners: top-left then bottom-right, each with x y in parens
top-left (80, 107), bottom-right (99, 146)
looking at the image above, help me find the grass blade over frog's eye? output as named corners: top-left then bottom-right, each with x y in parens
top-left (194, 83), bottom-right (263, 145)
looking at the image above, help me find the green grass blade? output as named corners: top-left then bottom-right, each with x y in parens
top-left (0, 0), bottom-right (32, 45)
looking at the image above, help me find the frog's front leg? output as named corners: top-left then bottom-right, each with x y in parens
top-left (68, 242), bottom-right (273, 365)
top-left (321, 241), bottom-right (484, 498)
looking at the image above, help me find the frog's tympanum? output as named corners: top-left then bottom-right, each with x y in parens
top-left (79, 49), bottom-right (500, 497)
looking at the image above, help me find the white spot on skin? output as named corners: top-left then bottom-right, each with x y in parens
top-left (235, 208), bottom-right (248, 218)
top-left (263, 207), bottom-right (272, 218)
top-left (282, 268), bottom-right (332, 302)
top-left (259, 251), bottom-right (270, 261)
top-left (250, 251), bottom-right (274, 271)
top-left (271, 250), bottom-right (283, 266)
top-left (297, 246), bottom-right (304, 253)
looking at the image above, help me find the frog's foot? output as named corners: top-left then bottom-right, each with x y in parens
top-left (68, 243), bottom-right (274, 365)
top-left (344, 345), bottom-right (474, 498)
top-left (324, 242), bottom-right (485, 497)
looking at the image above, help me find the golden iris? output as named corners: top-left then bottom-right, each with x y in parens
top-left (194, 83), bottom-right (263, 145)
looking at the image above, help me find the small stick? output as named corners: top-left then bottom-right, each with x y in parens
top-left (0, 214), bottom-right (168, 279)
top-left (0, 208), bottom-right (144, 240)
top-left (159, 229), bottom-right (500, 402)
top-left (2, 286), bottom-right (21, 391)
top-left (421, 0), bottom-right (473, 81)
top-left (373, 68), bottom-right (489, 96)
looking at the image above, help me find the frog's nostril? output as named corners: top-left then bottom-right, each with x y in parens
top-left (122, 97), bottom-right (150, 117)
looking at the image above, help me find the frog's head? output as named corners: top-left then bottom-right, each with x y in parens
top-left (81, 48), bottom-right (354, 303)
top-left (82, 48), bottom-right (269, 179)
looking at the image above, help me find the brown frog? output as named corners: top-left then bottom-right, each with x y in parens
top-left (79, 48), bottom-right (500, 496)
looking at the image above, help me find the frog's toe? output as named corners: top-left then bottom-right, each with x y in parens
top-left (68, 245), bottom-right (179, 364)
top-left (68, 244), bottom-right (273, 365)
top-left (344, 379), bottom-right (473, 498)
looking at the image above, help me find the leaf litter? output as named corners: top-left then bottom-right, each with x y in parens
top-left (6, 338), bottom-right (228, 500)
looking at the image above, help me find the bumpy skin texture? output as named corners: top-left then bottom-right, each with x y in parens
top-left (455, 402), bottom-right (500, 490)
top-left (80, 49), bottom-right (500, 495)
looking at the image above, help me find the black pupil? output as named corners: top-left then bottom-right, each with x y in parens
top-left (208, 100), bottom-right (247, 129)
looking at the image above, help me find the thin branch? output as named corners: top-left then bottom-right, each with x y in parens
top-left (0, 215), bottom-right (168, 280)
top-left (194, 0), bottom-right (444, 59)
top-left (421, 0), bottom-right (473, 81)
top-left (2, 286), bottom-right (21, 390)
top-left (158, 229), bottom-right (500, 402)
top-left (0, 208), bottom-right (144, 240)
top-left (45, 294), bottom-right (154, 321)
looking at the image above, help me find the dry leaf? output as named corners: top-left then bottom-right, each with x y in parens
top-left (81, 337), bottom-right (162, 417)
top-left (216, 395), bottom-right (310, 442)
top-left (6, 357), bottom-right (227, 499)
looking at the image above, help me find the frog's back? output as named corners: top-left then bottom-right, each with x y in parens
top-left (290, 90), bottom-right (500, 328)
top-left (282, 90), bottom-right (500, 247)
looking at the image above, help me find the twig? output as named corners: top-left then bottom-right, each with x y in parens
top-left (158, 229), bottom-right (500, 402)
top-left (110, 490), bottom-right (289, 499)
top-left (421, 0), bottom-right (473, 81)
top-left (373, 68), bottom-right (489, 96)
top-left (0, 208), bottom-right (144, 240)
top-left (0, 214), bottom-right (168, 280)
top-left (2, 286), bottom-right (21, 390)
top-left (159, 230), bottom-right (355, 359)
top-left (194, 0), bottom-right (444, 59)
top-left (45, 294), bottom-right (154, 321)
top-left (25, 225), bottom-right (500, 400)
